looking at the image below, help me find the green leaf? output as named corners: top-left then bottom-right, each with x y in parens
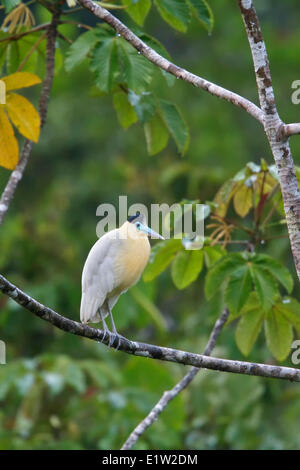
top-left (171, 249), bottom-right (203, 289)
top-left (235, 305), bottom-right (264, 356)
top-left (154, 0), bottom-right (191, 32)
top-left (113, 91), bottom-right (138, 129)
top-left (274, 298), bottom-right (300, 336)
top-left (205, 253), bottom-right (246, 299)
top-left (252, 254), bottom-right (293, 294)
top-left (188, 0), bottom-right (214, 32)
top-left (118, 40), bottom-right (154, 93)
top-left (233, 184), bottom-right (253, 218)
top-left (122, 0), bottom-right (151, 25)
top-left (203, 245), bottom-right (226, 269)
top-left (138, 33), bottom-right (175, 86)
top-left (2, 0), bottom-right (20, 13)
top-left (225, 264), bottom-right (252, 314)
top-left (143, 238), bottom-right (182, 281)
top-left (128, 90), bottom-right (156, 123)
top-left (159, 99), bottom-right (189, 154)
top-left (65, 30), bottom-right (99, 72)
top-left (213, 178), bottom-right (238, 217)
top-left (144, 112), bottom-right (169, 155)
top-left (265, 308), bottom-right (293, 361)
top-left (90, 38), bottom-right (119, 92)
top-left (250, 265), bottom-right (278, 312)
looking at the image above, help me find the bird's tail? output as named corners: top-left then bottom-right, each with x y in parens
top-left (80, 293), bottom-right (101, 324)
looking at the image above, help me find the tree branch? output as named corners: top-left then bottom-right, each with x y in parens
top-left (121, 308), bottom-right (229, 450)
top-left (281, 123), bottom-right (300, 138)
top-left (0, 12), bottom-right (60, 227)
top-left (77, 0), bottom-right (263, 124)
top-left (1, 273), bottom-right (300, 383)
top-left (238, 0), bottom-right (300, 282)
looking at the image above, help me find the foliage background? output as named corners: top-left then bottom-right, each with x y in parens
top-left (1, 0), bottom-right (300, 449)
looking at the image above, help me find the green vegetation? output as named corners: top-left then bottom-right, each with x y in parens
top-left (1, 0), bottom-right (300, 450)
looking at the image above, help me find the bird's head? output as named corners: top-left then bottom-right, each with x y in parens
top-left (126, 212), bottom-right (164, 240)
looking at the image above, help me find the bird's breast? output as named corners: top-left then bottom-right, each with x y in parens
top-left (112, 235), bottom-right (151, 295)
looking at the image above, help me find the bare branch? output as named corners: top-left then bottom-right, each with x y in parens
top-left (281, 123), bottom-right (300, 138)
top-left (77, 0), bottom-right (263, 124)
top-left (121, 308), bottom-right (229, 450)
top-left (238, 0), bottom-right (300, 282)
top-left (1, 273), bottom-right (300, 383)
top-left (0, 12), bottom-right (60, 227)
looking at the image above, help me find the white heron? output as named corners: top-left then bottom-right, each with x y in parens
top-left (80, 213), bottom-right (164, 346)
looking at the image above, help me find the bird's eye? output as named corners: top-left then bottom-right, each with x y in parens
top-left (136, 223), bottom-right (141, 229)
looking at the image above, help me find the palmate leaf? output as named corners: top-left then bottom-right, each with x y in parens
top-left (0, 107), bottom-right (18, 170)
top-left (128, 90), bottom-right (156, 124)
top-left (5, 93), bottom-right (40, 142)
top-left (113, 91), bottom-right (138, 129)
top-left (250, 264), bottom-right (277, 312)
top-left (122, 0), bottom-right (152, 26)
top-left (143, 238), bottom-right (183, 282)
top-left (2, 71), bottom-right (41, 91)
top-left (252, 254), bottom-right (293, 294)
top-left (154, 0), bottom-right (191, 32)
top-left (90, 38), bottom-right (119, 93)
top-left (205, 253), bottom-right (246, 299)
top-left (225, 264), bottom-right (252, 315)
top-left (235, 303), bottom-right (264, 356)
top-left (188, 0), bottom-right (214, 32)
top-left (65, 30), bottom-right (100, 72)
top-left (171, 249), bottom-right (203, 289)
top-left (213, 178), bottom-right (238, 217)
top-left (1, 0), bottom-right (20, 13)
top-left (138, 32), bottom-right (175, 86)
top-left (233, 183), bottom-right (253, 218)
top-left (265, 308), bottom-right (293, 361)
top-left (144, 112), bottom-right (169, 155)
top-left (158, 99), bottom-right (189, 155)
top-left (274, 298), bottom-right (300, 337)
top-left (118, 40), bottom-right (154, 93)
top-left (203, 245), bottom-right (226, 268)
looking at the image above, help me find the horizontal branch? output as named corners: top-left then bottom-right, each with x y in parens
top-left (77, 0), bottom-right (263, 124)
top-left (0, 273), bottom-right (300, 383)
top-left (281, 123), bottom-right (300, 138)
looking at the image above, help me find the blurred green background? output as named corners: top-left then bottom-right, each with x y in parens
top-left (1, 0), bottom-right (300, 450)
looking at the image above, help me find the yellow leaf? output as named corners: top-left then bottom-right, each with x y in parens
top-left (2, 72), bottom-right (41, 92)
top-left (0, 107), bottom-right (19, 170)
top-left (233, 184), bottom-right (253, 218)
top-left (5, 93), bottom-right (40, 142)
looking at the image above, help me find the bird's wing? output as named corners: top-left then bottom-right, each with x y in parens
top-left (80, 231), bottom-right (120, 323)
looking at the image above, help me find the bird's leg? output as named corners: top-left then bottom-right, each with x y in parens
top-left (98, 308), bottom-right (110, 344)
top-left (107, 305), bottom-right (127, 350)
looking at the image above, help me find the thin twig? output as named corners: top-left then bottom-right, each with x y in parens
top-left (0, 23), bottom-right (51, 43)
top-left (0, 12), bottom-right (60, 227)
top-left (121, 308), bottom-right (229, 450)
top-left (17, 32), bottom-right (47, 72)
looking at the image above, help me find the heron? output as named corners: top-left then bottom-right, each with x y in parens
top-left (80, 212), bottom-right (164, 347)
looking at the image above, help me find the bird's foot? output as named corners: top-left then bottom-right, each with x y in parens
top-left (112, 332), bottom-right (128, 350)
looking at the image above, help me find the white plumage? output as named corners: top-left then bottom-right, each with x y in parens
top-left (80, 214), bottom-right (164, 346)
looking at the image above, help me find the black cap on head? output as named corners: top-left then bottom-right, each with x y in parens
top-left (128, 211), bottom-right (140, 223)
